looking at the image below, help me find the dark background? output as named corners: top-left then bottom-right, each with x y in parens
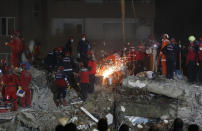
top-left (155, 0), bottom-right (202, 43)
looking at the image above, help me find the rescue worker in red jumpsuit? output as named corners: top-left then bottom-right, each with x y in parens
top-left (78, 63), bottom-right (90, 101)
top-left (5, 32), bottom-right (23, 68)
top-left (20, 63), bottom-right (32, 107)
top-left (186, 43), bottom-right (197, 83)
top-left (160, 34), bottom-right (170, 76)
top-left (198, 38), bottom-right (202, 83)
top-left (134, 44), bottom-right (145, 75)
top-left (87, 51), bottom-right (96, 93)
top-left (3, 68), bottom-right (21, 111)
top-left (55, 66), bottom-right (69, 106)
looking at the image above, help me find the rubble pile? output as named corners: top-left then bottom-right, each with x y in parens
top-left (122, 75), bottom-right (202, 128)
top-left (0, 67), bottom-right (202, 130)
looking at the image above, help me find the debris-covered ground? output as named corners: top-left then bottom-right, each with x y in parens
top-left (0, 67), bottom-right (202, 131)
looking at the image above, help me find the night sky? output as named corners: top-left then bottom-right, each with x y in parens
top-left (155, 0), bottom-right (202, 43)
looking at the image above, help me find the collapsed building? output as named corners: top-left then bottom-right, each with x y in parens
top-left (0, 59), bottom-right (201, 130)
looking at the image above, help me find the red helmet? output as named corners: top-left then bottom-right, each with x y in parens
top-left (199, 37), bottom-right (202, 41)
top-left (82, 34), bottom-right (86, 38)
top-left (58, 66), bottom-right (64, 71)
top-left (88, 51), bottom-right (93, 55)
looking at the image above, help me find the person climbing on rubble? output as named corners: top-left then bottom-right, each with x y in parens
top-left (159, 34), bottom-right (170, 76)
top-left (87, 51), bottom-right (96, 93)
top-left (186, 42), bottom-right (197, 83)
top-left (61, 51), bottom-right (76, 88)
top-left (3, 67), bottom-right (21, 111)
top-left (77, 34), bottom-right (92, 67)
top-left (5, 31), bottom-right (23, 68)
top-left (134, 44), bottom-right (146, 75)
top-left (20, 62), bottom-right (32, 108)
top-left (65, 36), bottom-right (74, 56)
top-left (162, 37), bottom-right (178, 79)
top-left (55, 66), bottom-right (69, 106)
top-left (78, 63), bottom-right (90, 101)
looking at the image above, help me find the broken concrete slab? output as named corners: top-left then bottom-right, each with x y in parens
top-left (122, 76), bottom-right (185, 99)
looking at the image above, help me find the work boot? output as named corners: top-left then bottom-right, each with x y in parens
top-left (63, 99), bottom-right (67, 106)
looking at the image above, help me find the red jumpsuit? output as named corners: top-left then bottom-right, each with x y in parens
top-left (7, 37), bottom-right (23, 67)
top-left (3, 74), bottom-right (21, 111)
top-left (20, 70), bottom-right (32, 107)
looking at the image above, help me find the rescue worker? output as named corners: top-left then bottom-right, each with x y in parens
top-left (160, 34), bottom-right (170, 76)
top-left (3, 68), bottom-right (21, 111)
top-left (55, 66), bottom-right (69, 106)
top-left (20, 62), bottom-right (32, 107)
top-left (77, 34), bottom-right (92, 67)
top-left (162, 38), bottom-right (177, 79)
top-left (78, 63), bottom-right (90, 101)
top-left (87, 51), bottom-right (96, 93)
top-left (186, 43), bottom-right (197, 83)
top-left (134, 44), bottom-right (145, 75)
top-left (61, 52), bottom-right (75, 88)
top-left (44, 49), bottom-right (57, 72)
top-left (5, 32), bottom-right (23, 68)
top-left (198, 38), bottom-right (202, 83)
top-left (65, 36), bottom-right (74, 56)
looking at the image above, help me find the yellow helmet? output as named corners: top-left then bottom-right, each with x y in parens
top-left (188, 35), bottom-right (196, 42)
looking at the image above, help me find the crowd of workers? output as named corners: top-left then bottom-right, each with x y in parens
top-left (0, 32), bottom-right (32, 112)
top-left (44, 34), bottom-right (96, 105)
top-left (123, 34), bottom-right (202, 83)
top-left (55, 117), bottom-right (200, 131)
top-left (1, 30), bottom-right (202, 112)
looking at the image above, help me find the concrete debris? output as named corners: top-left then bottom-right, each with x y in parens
top-left (125, 116), bottom-right (149, 126)
top-left (121, 106), bottom-right (126, 112)
top-left (105, 113), bottom-right (113, 125)
top-left (137, 124), bottom-right (143, 129)
top-left (123, 76), bottom-right (184, 99)
top-left (80, 107), bottom-right (99, 123)
top-left (0, 66), bottom-right (202, 130)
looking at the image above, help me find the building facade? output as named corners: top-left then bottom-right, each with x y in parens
top-left (0, 0), bottom-right (155, 56)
